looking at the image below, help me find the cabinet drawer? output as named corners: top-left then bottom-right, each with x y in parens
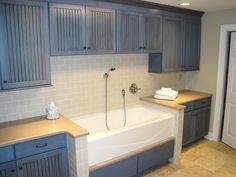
top-left (0, 145), bottom-right (15, 164)
top-left (183, 102), bottom-right (195, 112)
top-left (183, 97), bottom-right (211, 112)
top-left (15, 134), bottom-right (66, 159)
top-left (194, 98), bottom-right (211, 109)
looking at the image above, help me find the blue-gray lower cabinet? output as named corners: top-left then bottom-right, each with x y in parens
top-left (0, 162), bottom-right (17, 177)
top-left (0, 134), bottom-right (69, 177)
top-left (138, 140), bottom-right (174, 173)
top-left (17, 148), bottom-right (69, 177)
top-left (0, 145), bottom-right (14, 164)
top-left (0, 0), bottom-right (51, 90)
top-left (90, 139), bottom-right (174, 177)
top-left (182, 97), bottom-right (211, 146)
top-left (90, 156), bottom-right (138, 177)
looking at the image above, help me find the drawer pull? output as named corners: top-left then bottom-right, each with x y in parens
top-left (35, 143), bottom-right (48, 148)
top-left (200, 101), bottom-right (206, 105)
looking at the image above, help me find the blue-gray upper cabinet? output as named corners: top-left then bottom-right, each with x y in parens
top-left (86, 7), bottom-right (116, 54)
top-left (0, 0), bottom-right (50, 90)
top-left (117, 11), bottom-right (162, 53)
top-left (50, 4), bottom-right (86, 56)
top-left (162, 16), bottom-right (183, 72)
top-left (142, 14), bottom-right (162, 53)
top-left (182, 19), bottom-right (201, 71)
top-left (117, 11), bottom-right (141, 53)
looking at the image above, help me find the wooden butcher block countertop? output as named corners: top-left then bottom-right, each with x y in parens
top-left (0, 115), bottom-right (88, 147)
top-left (140, 89), bottom-right (212, 110)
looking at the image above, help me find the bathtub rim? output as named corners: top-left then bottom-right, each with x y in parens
top-left (70, 104), bottom-right (175, 141)
top-left (88, 115), bottom-right (174, 142)
top-left (89, 136), bottom-right (175, 172)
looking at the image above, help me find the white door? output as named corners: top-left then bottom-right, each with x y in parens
top-left (222, 32), bottom-right (236, 149)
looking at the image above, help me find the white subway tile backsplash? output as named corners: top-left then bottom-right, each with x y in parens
top-left (0, 54), bottom-right (185, 122)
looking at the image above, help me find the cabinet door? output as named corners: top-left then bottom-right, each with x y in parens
top-left (0, 162), bottom-right (17, 177)
top-left (86, 7), bottom-right (116, 54)
top-left (142, 14), bottom-right (162, 53)
top-left (0, 1), bottom-right (50, 90)
top-left (17, 148), bottom-right (69, 177)
top-left (163, 16), bottom-right (183, 72)
top-left (182, 111), bottom-right (195, 146)
top-left (50, 4), bottom-right (86, 56)
top-left (195, 106), bottom-right (210, 139)
top-left (117, 11), bottom-right (141, 53)
top-left (182, 20), bottom-right (201, 70)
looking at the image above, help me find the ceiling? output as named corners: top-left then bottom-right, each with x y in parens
top-left (142, 0), bottom-right (236, 12)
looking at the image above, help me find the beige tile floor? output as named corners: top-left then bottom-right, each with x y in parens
top-left (142, 139), bottom-right (236, 177)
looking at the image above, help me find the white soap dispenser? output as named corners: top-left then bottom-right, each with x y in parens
top-left (46, 101), bottom-right (59, 120)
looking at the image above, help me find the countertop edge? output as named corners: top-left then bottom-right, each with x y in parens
top-left (140, 89), bottom-right (212, 110)
top-left (0, 115), bottom-right (89, 147)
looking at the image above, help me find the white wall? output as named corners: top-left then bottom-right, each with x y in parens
top-left (185, 8), bottom-right (236, 132)
top-left (0, 54), bottom-right (185, 123)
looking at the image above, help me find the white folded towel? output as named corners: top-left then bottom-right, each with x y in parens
top-left (161, 87), bottom-right (172, 91)
top-left (154, 94), bottom-right (176, 101)
top-left (154, 88), bottom-right (178, 101)
top-left (155, 89), bottom-right (178, 97)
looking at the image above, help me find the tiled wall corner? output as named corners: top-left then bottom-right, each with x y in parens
top-left (75, 136), bottom-right (89, 177)
top-left (67, 135), bottom-right (78, 177)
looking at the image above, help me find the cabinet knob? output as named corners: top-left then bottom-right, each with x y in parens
top-left (143, 46), bottom-right (146, 50)
top-left (18, 167), bottom-right (23, 171)
top-left (83, 46), bottom-right (87, 50)
top-left (87, 46), bottom-right (91, 50)
top-left (11, 169), bottom-right (15, 173)
top-left (3, 80), bottom-right (8, 83)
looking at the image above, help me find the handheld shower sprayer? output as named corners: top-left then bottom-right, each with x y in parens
top-left (104, 68), bottom-right (116, 79)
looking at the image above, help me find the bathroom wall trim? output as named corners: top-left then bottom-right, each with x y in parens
top-left (213, 24), bottom-right (236, 141)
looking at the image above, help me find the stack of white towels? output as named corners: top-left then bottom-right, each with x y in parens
top-left (154, 88), bottom-right (179, 101)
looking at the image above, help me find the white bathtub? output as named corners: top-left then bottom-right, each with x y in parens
top-left (72, 105), bottom-right (175, 167)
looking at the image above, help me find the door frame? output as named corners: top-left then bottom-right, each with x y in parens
top-left (212, 24), bottom-right (236, 141)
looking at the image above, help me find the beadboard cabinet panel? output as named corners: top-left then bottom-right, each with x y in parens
top-left (86, 7), bottom-right (116, 54)
top-left (50, 4), bottom-right (86, 55)
top-left (142, 14), bottom-right (162, 53)
top-left (17, 148), bottom-right (69, 177)
top-left (0, 162), bottom-right (17, 177)
top-left (0, 1), bottom-right (50, 90)
top-left (162, 16), bottom-right (183, 72)
top-left (182, 20), bottom-right (201, 71)
top-left (117, 11), bottom-right (141, 53)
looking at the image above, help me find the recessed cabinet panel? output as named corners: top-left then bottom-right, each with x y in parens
top-left (0, 162), bottom-right (17, 177)
top-left (0, 1), bottom-right (50, 90)
top-left (182, 112), bottom-right (195, 146)
top-left (182, 98), bottom-right (211, 146)
top-left (86, 7), bottom-right (116, 54)
top-left (142, 14), bottom-right (162, 53)
top-left (17, 148), bottom-right (69, 177)
top-left (183, 20), bottom-right (201, 70)
top-left (195, 106), bottom-right (211, 139)
top-left (163, 16), bottom-right (183, 72)
top-left (50, 4), bottom-right (86, 55)
top-left (117, 11), bottom-right (141, 53)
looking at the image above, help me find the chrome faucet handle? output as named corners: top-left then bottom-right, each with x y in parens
top-left (129, 83), bottom-right (141, 94)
